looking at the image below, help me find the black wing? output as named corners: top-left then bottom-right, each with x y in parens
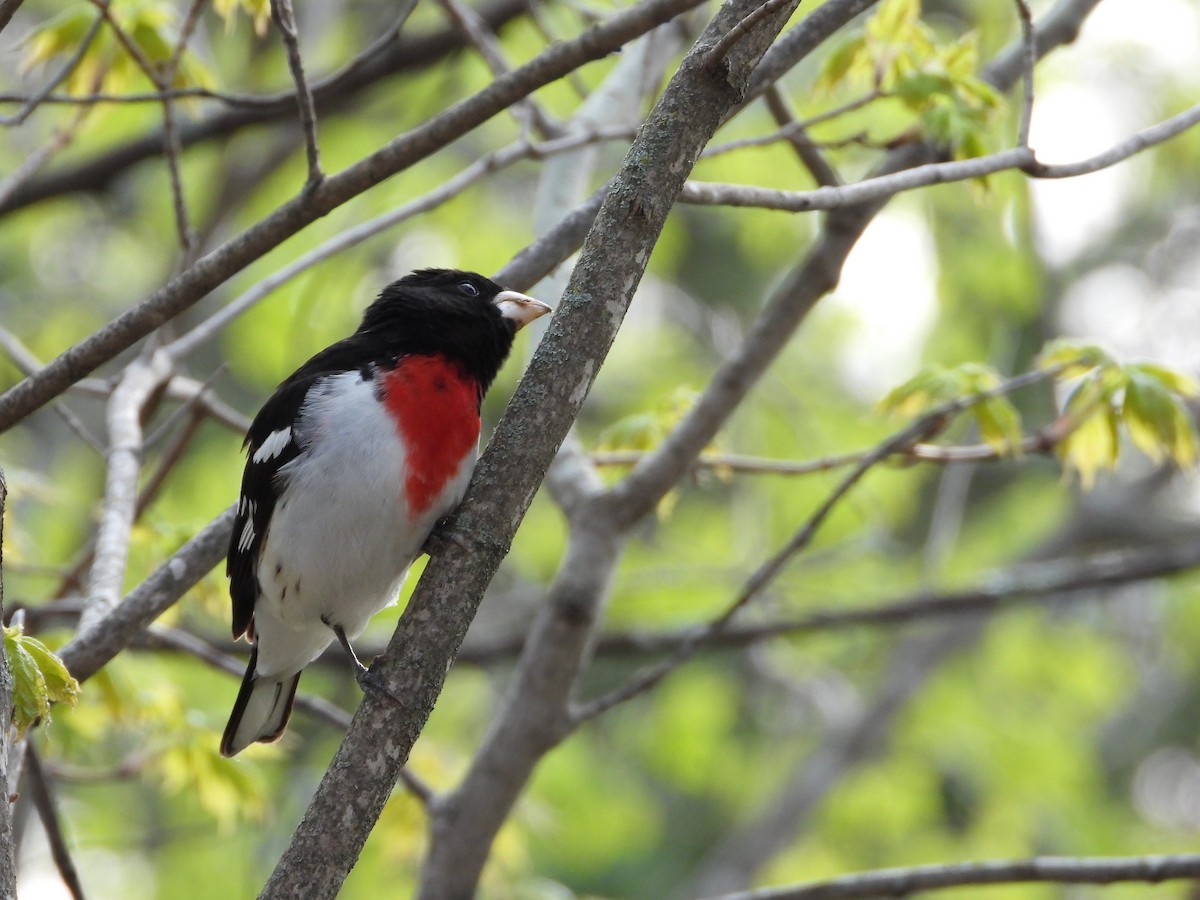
top-left (227, 335), bottom-right (389, 639)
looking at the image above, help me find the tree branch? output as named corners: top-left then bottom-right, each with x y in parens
top-left (0, 0), bottom-right (529, 212)
top-left (706, 854), bottom-right (1200, 900)
top-left (261, 0), bottom-right (803, 895)
top-left (0, 471), bottom-right (14, 900)
top-left (59, 506), bottom-right (235, 684)
top-left (0, 0), bottom-right (706, 435)
top-left (24, 745), bottom-right (87, 900)
top-left (270, 0), bottom-right (323, 186)
top-left (81, 350), bottom-right (173, 634)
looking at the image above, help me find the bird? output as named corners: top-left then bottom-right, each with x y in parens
top-left (220, 268), bottom-right (551, 757)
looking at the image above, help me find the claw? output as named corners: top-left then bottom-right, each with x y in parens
top-left (322, 616), bottom-right (404, 705)
top-left (421, 520), bottom-right (470, 557)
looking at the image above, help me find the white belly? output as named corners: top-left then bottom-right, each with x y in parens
top-left (251, 370), bottom-right (475, 677)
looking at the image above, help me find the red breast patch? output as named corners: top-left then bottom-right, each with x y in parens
top-left (381, 355), bottom-right (481, 518)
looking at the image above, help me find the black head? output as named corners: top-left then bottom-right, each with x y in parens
top-left (357, 268), bottom-right (550, 391)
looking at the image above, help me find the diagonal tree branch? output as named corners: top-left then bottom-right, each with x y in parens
top-left (0, 0), bottom-right (706, 436)
top-left (415, 0), bottom-right (1115, 893)
top-left (261, 0), bottom-right (803, 895)
top-left (706, 853), bottom-right (1200, 900)
top-left (0, 0), bottom-right (528, 213)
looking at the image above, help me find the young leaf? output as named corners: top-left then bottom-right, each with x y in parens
top-left (1037, 339), bottom-right (1117, 378)
top-left (1058, 402), bottom-right (1121, 489)
top-left (974, 395), bottom-right (1023, 456)
top-left (817, 35), bottom-right (868, 94)
top-left (879, 365), bottom-right (961, 417)
top-left (1123, 370), bottom-right (1199, 468)
top-left (4, 626), bottom-right (81, 738)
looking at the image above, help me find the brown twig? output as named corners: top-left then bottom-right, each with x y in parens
top-left (270, 0), bottom-right (324, 186)
top-left (575, 368), bottom-right (1057, 722)
top-left (0, 10), bottom-right (105, 126)
top-left (1012, 0), bottom-right (1035, 148)
top-left (705, 0), bottom-right (799, 70)
top-left (24, 745), bottom-right (87, 900)
top-left (707, 854), bottom-right (1200, 900)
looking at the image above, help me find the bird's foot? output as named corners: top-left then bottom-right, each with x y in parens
top-left (353, 662), bottom-right (406, 707)
top-left (422, 520), bottom-right (470, 557)
top-left (323, 616), bottom-right (404, 706)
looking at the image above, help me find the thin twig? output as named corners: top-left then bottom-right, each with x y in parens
top-left (24, 745), bottom-right (87, 900)
top-left (165, 0), bottom-right (207, 83)
top-left (158, 0), bottom-right (208, 263)
top-left (137, 625), bottom-right (436, 804)
top-left (0, 10), bottom-right (105, 126)
top-left (88, 0), bottom-right (199, 259)
top-left (165, 127), bottom-right (634, 360)
top-left (589, 420), bottom-right (1065, 473)
top-left (683, 146), bottom-right (1036, 210)
top-left (574, 368), bottom-right (1057, 722)
top-left (0, 326), bottom-right (104, 452)
top-left (705, 0), bottom-right (798, 70)
top-left (0, 105), bottom-right (93, 209)
top-left (702, 89), bottom-right (885, 161)
top-left (455, 538), bottom-right (1200, 663)
top-left (761, 85), bottom-right (840, 185)
top-left (1025, 100), bottom-right (1200, 178)
top-left (143, 364), bottom-right (227, 449)
top-left (159, 95), bottom-right (197, 261)
top-left (0, 0), bottom-right (703, 433)
top-left (270, 0), bottom-right (323, 186)
top-left (1012, 0), bottom-right (1035, 147)
top-left (0, 0), bottom-right (420, 114)
top-left (435, 0), bottom-right (559, 137)
top-left (707, 854), bottom-right (1200, 900)
top-left (86, 0), bottom-right (158, 79)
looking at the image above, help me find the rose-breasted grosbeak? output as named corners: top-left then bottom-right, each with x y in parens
top-left (220, 268), bottom-right (550, 757)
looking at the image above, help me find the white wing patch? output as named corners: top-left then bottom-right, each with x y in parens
top-left (238, 519), bottom-right (256, 552)
top-left (252, 427), bottom-right (293, 463)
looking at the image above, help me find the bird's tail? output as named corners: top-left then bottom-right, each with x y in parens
top-left (220, 646), bottom-right (301, 757)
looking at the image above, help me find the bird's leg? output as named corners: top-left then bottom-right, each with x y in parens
top-left (421, 517), bottom-right (470, 558)
top-left (322, 616), bottom-right (404, 706)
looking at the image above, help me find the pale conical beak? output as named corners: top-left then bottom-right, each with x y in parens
top-left (494, 290), bottom-right (552, 329)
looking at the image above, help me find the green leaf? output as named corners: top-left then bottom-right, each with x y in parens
top-left (871, 0), bottom-right (921, 38)
top-left (893, 71), bottom-right (958, 110)
top-left (595, 388), bottom-right (701, 453)
top-left (160, 736), bottom-right (269, 830)
top-left (880, 362), bottom-right (1007, 418)
top-left (816, 35), bottom-right (868, 93)
top-left (1036, 339), bottom-right (1117, 378)
top-left (19, 7), bottom-right (95, 73)
top-left (213, 0), bottom-right (271, 36)
top-left (1057, 377), bottom-right (1120, 488)
top-left (1058, 405), bottom-right (1120, 489)
top-left (974, 395), bottom-right (1023, 456)
top-left (4, 627), bottom-right (80, 738)
top-left (1123, 371), bottom-right (1199, 468)
top-left (1126, 361), bottom-right (1200, 398)
top-left (939, 32), bottom-right (979, 78)
top-left (879, 365), bottom-right (960, 417)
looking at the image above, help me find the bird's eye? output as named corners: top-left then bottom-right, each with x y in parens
top-left (459, 281), bottom-right (480, 297)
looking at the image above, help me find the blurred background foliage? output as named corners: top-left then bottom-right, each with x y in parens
top-left (2, 0), bottom-right (1200, 896)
